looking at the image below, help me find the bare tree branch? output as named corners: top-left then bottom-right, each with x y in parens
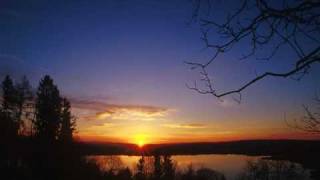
top-left (188, 0), bottom-right (320, 100)
top-left (288, 96), bottom-right (320, 134)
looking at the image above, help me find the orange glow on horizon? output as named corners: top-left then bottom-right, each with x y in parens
top-left (138, 140), bottom-right (145, 147)
top-left (77, 130), bottom-right (320, 144)
top-left (133, 134), bottom-right (147, 147)
top-left (74, 97), bottom-right (320, 144)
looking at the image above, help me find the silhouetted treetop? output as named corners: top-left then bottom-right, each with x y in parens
top-left (60, 98), bottom-right (76, 142)
top-left (0, 75), bottom-right (19, 139)
top-left (35, 75), bottom-right (62, 141)
top-left (2, 75), bottom-right (16, 110)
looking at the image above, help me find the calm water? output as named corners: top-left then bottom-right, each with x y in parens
top-left (86, 154), bottom-right (312, 180)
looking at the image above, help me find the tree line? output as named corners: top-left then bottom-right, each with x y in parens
top-left (87, 154), bottom-right (227, 180)
top-left (85, 155), bottom-right (309, 180)
top-left (0, 75), bottom-right (76, 144)
top-left (0, 75), bottom-right (82, 179)
top-left (0, 74), bottom-right (312, 180)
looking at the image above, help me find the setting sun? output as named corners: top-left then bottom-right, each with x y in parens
top-left (138, 140), bottom-right (145, 147)
top-left (134, 134), bottom-right (147, 147)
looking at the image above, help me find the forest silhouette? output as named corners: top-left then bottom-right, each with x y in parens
top-left (0, 75), bottom-right (318, 180)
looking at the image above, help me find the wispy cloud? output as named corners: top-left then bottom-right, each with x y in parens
top-left (80, 122), bottom-right (117, 136)
top-left (162, 123), bottom-right (206, 129)
top-left (71, 98), bottom-right (170, 121)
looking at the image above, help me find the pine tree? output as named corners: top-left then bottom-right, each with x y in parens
top-left (34, 75), bottom-right (62, 142)
top-left (0, 75), bottom-right (19, 139)
top-left (0, 75), bottom-right (33, 139)
top-left (2, 76), bottom-right (16, 110)
top-left (59, 98), bottom-right (76, 143)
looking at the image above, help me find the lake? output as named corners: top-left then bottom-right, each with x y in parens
top-left (86, 154), bottom-right (312, 180)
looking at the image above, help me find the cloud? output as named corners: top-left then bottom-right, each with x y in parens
top-left (81, 122), bottom-right (116, 135)
top-left (70, 98), bottom-right (170, 121)
top-left (163, 123), bottom-right (206, 129)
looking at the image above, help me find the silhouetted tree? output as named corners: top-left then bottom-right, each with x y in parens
top-left (59, 98), bottom-right (76, 143)
top-left (0, 75), bottom-right (33, 180)
top-left (153, 155), bottom-right (162, 180)
top-left (15, 76), bottom-right (33, 135)
top-left (289, 96), bottom-right (320, 134)
top-left (181, 164), bottom-right (196, 180)
top-left (196, 168), bottom-right (226, 180)
top-left (34, 75), bottom-right (62, 142)
top-left (187, 0), bottom-right (320, 101)
top-left (162, 155), bottom-right (175, 180)
top-left (135, 156), bottom-right (146, 180)
top-left (0, 75), bottom-right (19, 139)
top-left (236, 159), bottom-right (309, 180)
top-left (117, 167), bottom-right (133, 180)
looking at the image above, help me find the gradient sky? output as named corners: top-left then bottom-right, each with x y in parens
top-left (1, 0), bottom-right (320, 144)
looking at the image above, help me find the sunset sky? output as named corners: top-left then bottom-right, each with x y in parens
top-left (1, 0), bottom-right (320, 144)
